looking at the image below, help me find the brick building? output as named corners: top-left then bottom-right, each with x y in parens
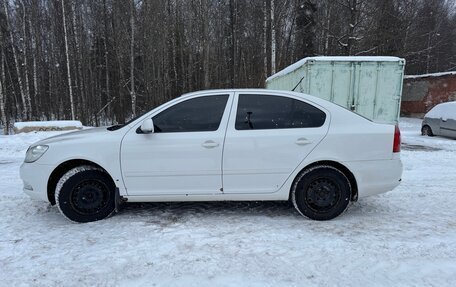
top-left (401, 71), bottom-right (456, 117)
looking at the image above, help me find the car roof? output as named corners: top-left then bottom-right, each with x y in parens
top-left (181, 88), bottom-right (332, 107)
top-left (426, 101), bottom-right (456, 118)
top-left (435, 101), bottom-right (456, 107)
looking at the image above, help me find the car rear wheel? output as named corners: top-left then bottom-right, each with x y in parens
top-left (55, 166), bottom-right (116, 223)
top-left (291, 165), bottom-right (351, 221)
top-left (421, 125), bottom-right (434, 137)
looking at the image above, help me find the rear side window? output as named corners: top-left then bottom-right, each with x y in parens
top-left (153, 95), bottom-right (229, 132)
top-left (235, 94), bottom-right (326, 130)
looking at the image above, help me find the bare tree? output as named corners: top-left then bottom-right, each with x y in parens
top-left (130, 0), bottom-right (136, 118)
top-left (19, 0), bottom-right (32, 119)
top-left (0, 35), bottom-right (7, 133)
top-left (61, 0), bottom-right (75, 120)
top-left (3, 1), bottom-right (27, 120)
top-left (270, 0), bottom-right (276, 74)
top-left (71, 0), bottom-right (85, 119)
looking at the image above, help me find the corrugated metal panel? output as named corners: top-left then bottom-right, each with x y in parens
top-left (266, 57), bottom-right (405, 124)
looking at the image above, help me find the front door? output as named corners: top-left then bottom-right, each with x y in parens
top-left (121, 93), bottom-right (233, 196)
top-left (222, 92), bottom-right (330, 194)
top-left (440, 117), bottom-right (456, 138)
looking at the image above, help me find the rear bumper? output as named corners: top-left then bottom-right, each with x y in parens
top-left (343, 157), bottom-right (403, 198)
top-left (20, 162), bottom-right (54, 202)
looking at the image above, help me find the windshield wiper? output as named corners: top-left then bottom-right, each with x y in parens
top-left (107, 124), bottom-right (124, 131)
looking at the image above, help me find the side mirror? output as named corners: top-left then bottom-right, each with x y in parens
top-left (140, 118), bottom-right (154, 134)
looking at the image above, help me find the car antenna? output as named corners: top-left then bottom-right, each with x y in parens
top-left (292, 75), bottom-right (306, 92)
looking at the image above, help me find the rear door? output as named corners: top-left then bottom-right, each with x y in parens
top-left (222, 92), bottom-right (330, 194)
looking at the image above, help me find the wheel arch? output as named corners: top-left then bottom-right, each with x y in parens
top-left (47, 159), bottom-right (114, 205)
top-left (291, 160), bottom-right (358, 202)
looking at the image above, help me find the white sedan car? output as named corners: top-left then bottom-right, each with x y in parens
top-left (20, 89), bottom-right (402, 223)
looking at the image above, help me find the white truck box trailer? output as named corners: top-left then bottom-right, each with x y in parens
top-left (266, 56), bottom-right (405, 124)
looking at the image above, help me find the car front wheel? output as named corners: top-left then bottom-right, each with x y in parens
top-left (55, 165), bottom-right (116, 223)
top-left (291, 165), bottom-right (351, 220)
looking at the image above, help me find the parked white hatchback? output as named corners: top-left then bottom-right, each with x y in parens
top-left (422, 101), bottom-right (456, 139)
top-left (20, 89), bottom-right (403, 222)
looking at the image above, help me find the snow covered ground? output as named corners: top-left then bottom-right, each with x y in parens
top-left (1, 118), bottom-right (455, 286)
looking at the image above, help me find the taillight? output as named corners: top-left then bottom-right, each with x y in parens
top-left (393, 125), bottom-right (401, 153)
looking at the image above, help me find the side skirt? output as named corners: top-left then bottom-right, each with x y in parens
top-left (123, 192), bottom-right (289, 203)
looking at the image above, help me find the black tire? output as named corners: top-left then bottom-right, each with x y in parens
top-left (291, 165), bottom-right (351, 221)
top-left (421, 125), bottom-right (434, 137)
top-left (55, 165), bottom-right (115, 223)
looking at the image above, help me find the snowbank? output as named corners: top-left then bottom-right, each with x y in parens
top-left (13, 120), bottom-right (83, 133)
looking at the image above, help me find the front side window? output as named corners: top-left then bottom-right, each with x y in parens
top-left (235, 94), bottom-right (326, 130)
top-left (153, 95), bottom-right (229, 133)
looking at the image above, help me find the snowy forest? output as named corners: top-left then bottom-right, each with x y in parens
top-left (0, 0), bottom-right (455, 131)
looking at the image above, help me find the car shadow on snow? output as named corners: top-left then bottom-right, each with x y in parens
top-left (118, 201), bottom-right (297, 219)
top-left (114, 200), bottom-right (374, 223)
top-left (109, 201), bottom-right (396, 237)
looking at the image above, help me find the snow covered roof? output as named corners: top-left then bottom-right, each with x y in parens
top-left (404, 71), bottom-right (456, 80)
top-left (425, 101), bottom-right (456, 119)
top-left (266, 56), bottom-right (403, 82)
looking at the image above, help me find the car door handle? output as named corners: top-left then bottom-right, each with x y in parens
top-left (202, 140), bottom-right (219, 148)
top-left (295, 138), bottom-right (312, 146)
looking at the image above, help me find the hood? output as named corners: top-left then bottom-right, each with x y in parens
top-left (34, 127), bottom-right (110, 146)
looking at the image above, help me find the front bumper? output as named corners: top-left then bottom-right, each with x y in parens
top-left (20, 162), bottom-right (55, 202)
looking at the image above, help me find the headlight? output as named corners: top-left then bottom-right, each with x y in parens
top-left (25, 145), bottom-right (49, 163)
